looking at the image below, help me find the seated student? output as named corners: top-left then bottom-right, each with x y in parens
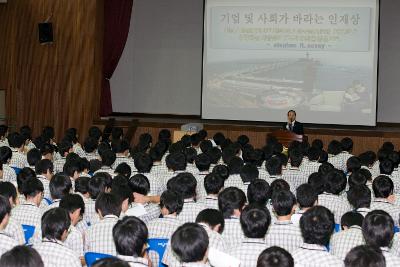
top-left (74, 176), bottom-right (90, 203)
top-left (0, 245), bottom-right (44, 267)
top-left (218, 187), bottom-right (246, 250)
top-left (11, 178), bottom-right (43, 230)
top-left (266, 190), bottom-right (303, 253)
top-left (327, 140), bottom-right (346, 171)
top-left (112, 216), bottom-right (149, 267)
top-left (0, 125), bottom-right (8, 147)
top-left (83, 136), bottom-right (99, 161)
top-left (344, 245), bottom-right (385, 267)
top-left (205, 146), bottom-right (222, 168)
top-left (111, 186), bottom-right (131, 219)
top-left (164, 152), bottom-right (187, 185)
top-left (318, 170), bottom-right (351, 223)
top-left (33, 208), bottom-right (81, 267)
top-left (359, 151), bottom-right (379, 178)
top-left (228, 204), bottom-right (270, 267)
top-left (54, 140), bottom-right (73, 173)
top-left (111, 139), bottom-right (135, 171)
top-left (238, 163), bottom-right (259, 195)
top-left (224, 156), bottom-right (245, 188)
top-left (94, 149), bottom-right (117, 177)
top-left (64, 128), bottom-right (85, 158)
top-left (35, 159), bottom-right (54, 200)
top-left (84, 175), bottom-right (110, 226)
top-left (199, 173), bottom-right (224, 210)
top-left (135, 152), bottom-right (164, 196)
top-left (330, 212), bottom-right (365, 260)
top-left (170, 223), bottom-right (209, 267)
top-left (92, 258), bottom-right (130, 267)
top-left (167, 173), bottom-right (205, 223)
top-left (59, 194), bottom-right (85, 260)
top-left (78, 157), bottom-right (91, 178)
top-left (362, 210), bottom-right (400, 266)
top-left (265, 156), bottom-right (283, 184)
top-left (183, 147), bottom-right (197, 173)
top-left (257, 246), bottom-right (294, 267)
top-left (0, 182), bottom-right (25, 244)
top-left (193, 153), bottom-right (212, 199)
top-left (147, 190), bottom-right (183, 239)
top-left (301, 147), bottom-right (321, 177)
top-left (126, 174), bottom-right (160, 223)
top-left (63, 159), bottom-right (81, 188)
top-left (346, 156), bottom-right (361, 176)
top-left (44, 173), bottom-right (72, 211)
top-left (340, 138), bottom-right (354, 166)
top-left (27, 148), bottom-right (41, 171)
top-left (347, 171), bottom-right (368, 189)
top-left (292, 206), bottom-right (343, 266)
top-left (114, 162), bottom-right (131, 179)
top-left (292, 183), bottom-right (318, 225)
top-left (40, 143), bottom-right (55, 162)
top-left (282, 149), bottom-right (307, 192)
top-left (0, 146), bottom-right (17, 182)
top-left (84, 192), bottom-right (121, 255)
top-left (370, 175), bottom-right (400, 226)
top-left (8, 132), bottom-right (28, 169)
top-left (0, 195), bottom-right (18, 256)
top-left (347, 185), bottom-right (372, 217)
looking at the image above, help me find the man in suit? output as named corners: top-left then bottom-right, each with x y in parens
top-left (283, 110), bottom-right (304, 135)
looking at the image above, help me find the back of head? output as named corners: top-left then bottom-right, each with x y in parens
top-left (0, 146), bottom-right (12, 164)
top-left (266, 156), bottom-right (282, 176)
top-left (41, 208), bottom-right (71, 241)
top-left (341, 137), bottom-right (353, 153)
top-left (0, 182), bottom-right (17, 205)
top-left (88, 175), bottom-right (107, 199)
top-left (327, 140), bottom-right (342, 155)
top-left (307, 146), bottom-right (321, 162)
top-left (341, 211), bottom-right (364, 229)
top-left (171, 223), bottom-right (209, 263)
top-left (372, 175), bottom-right (394, 198)
top-left (379, 159), bottom-right (394, 175)
top-left (27, 149), bottom-right (42, 167)
top-left (8, 132), bottom-right (24, 149)
top-left (362, 210), bottom-right (394, 247)
top-left (21, 177), bottom-right (44, 198)
top-left (296, 183), bottom-right (317, 209)
top-left (170, 172), bottom-right (197, 199)
top-left (114, 162), bottom-right (131, 178)
top-left (324, 170), bottom-right (346, 195)
top-left (95, 192), bottom-right (121, 217)
top-left (196, 209), bottom-right (225, 234)
top-left (200, 140), bottom-right (213, 153)
top-left (0, 195), bottom-right (11, 223)
top-left (129, 174), bottom-right (150, 196)
top-left (218, 187), bottom-right (246, 218)
top-left (347, 185), bottom-right (371, 209)
top-left (83, 136), bottom-right (98, 153)
top-left (204, 173), bottom-right (224, 195)
top-left (269, 179), bottom-right (290, 197)
top-left (240, 204), bottom-right (271, 238)
top-left (113, 216), bottom-right (148, 257)
top-left (257, 246), bottom-right (294, 267)
top-left (288, 148), bottom-right (303, 167)
top-left (346, 156), bottom-right (361, 173)
top-left (60, 193), bottom-right (85, 216)
top-left (35, 159), bottom-right (54, 175)
top-left (247, 179), bottom-right (270, 206)
top-left (0, 245), bottom-right (44, 267)
top-left (212, 164), bottom-right (229, 180)
top-left (348, 171), bottom-right (367, 188)
top-left (49, 173), bottom-right (72, 200)
top-left (240, 163), bottom-right (259, 183)
top-left (166, 152), bottom-right (186, 171)
top-left (344, 245), bottom-right (385, 267)
top-left (228, 156), bottom-right (244, 175)
top-left (272, 190), bottom-right (296, 217)
top-left (160, 190), bottom-right (183, 215)
top-left (195, 153), bottom-right (211, 172)
top-left (300, 206), bottom-right (334, 246)
top-left (359, 151), bottom-right (377, 167)
top-left (111, 139), bottom-right (130, 154)
top-left (311, 139), bottom-right (323, 150)
top-left (101, 149), bottom-right (116, 167)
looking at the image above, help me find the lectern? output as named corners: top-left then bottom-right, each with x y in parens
top-left (268, 129), bottom-right (307, 147)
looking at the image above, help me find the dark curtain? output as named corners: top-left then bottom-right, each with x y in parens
top-left (100, 0), bottom-right (134, 116)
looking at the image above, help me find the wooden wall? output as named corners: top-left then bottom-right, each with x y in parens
top-left (0, 0), bottom-right (103, 140)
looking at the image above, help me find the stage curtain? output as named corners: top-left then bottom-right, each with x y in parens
top-left (101, 0), bottom-right (133, 116)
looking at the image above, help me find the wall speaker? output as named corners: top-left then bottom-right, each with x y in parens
top-left (38, 23), bottom-right (53, 44)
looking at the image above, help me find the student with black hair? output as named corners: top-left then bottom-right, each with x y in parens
top-left (35, 159), bottom-right (54, 200)
top-left (40, 143), bottom-right (55, 162)
top-left (126, 174), bottom-right (160, 223)
top-left (199, 173), bottom-right (224, 210)
top-left (228, 204), bottom-right (270, 267)
top-left (362, 210), bottom-right (400, 265)
top-left (8, 132), bottom-right (28, 169)
top-left (59, 194), bottom-right (85, 260)
top-left (301, 146), bottom-right (321, 177)
top-left (283, 148), bottom-right (307, 193)
top-left (218, 187), bottom-right (246, 250)
top-left (44, 173), bottom-right (72, 211)
top-left (292, 206), bottom-right (342, 266)
top-left (27, 148), bottom-right (41, 171)
top-left (212, 164), bottom-right (229, 181)
top-left (94, 149), bottom-right (117, 177)
top-left (193, 153), bottom-right (212, 199)
top-left (330, 211), bottom-right (364, 260)
top-left (147, 190), bottom-right (183, 240)
top-left (292, 183), bottom-right (318, 225)
top-left (83, 136), bottom-right (99, 161)
top-left (114, 162), bottom-right (131, 179)
top-left (84, 193), bottom-right (121, 256)
top-left (170, 223), bottom-right (209, 266)
top-left (265, 156), bottom-right (283, 184)
top-left (15, 167), bottom-right (36, 204)
top-left (327, 140), bottom-right (346, 171)
top-left (257, 246), bottom-right (294, 267)
top-left (165, 152), bottom-right (187, 187)
top-left (111, 139), bottom-right (135, 172)
top-left (74, 176), bottom-right (90, 203)
top-left (370, 175), bottom-right (400, 226)
top-left (347, 185), bottom-right (372, 217)
top-left (113, 216), bottom-right (150, 266)
top-left (340, 137), bottom-right (354, 166)
top-left (344, 245), bottom-right (385, 267)
top-left (347, 170), bottom-right (368, 189)
top-left (0, 195), bottom-right (18, 256)
top-left (91, 258), bottom-right (130, 267)
top-left (237, 163), bottom-right (259, 192)
top-left (359, 151), bottom-right (378, 177)
top-left (0, 125), bottom-right (9, 147)
top-left (54, 140), bottom-right (73, 173)
top-left (0, 245), bottom-right (44, 267)
top-left (168, 172), bottom-right (205, 223)
top-left (135, 152), bottom-right (163, 196)
top-left (266, 190), bottom-right (302, 253)
top-left (11, 177), bottom-right (44, 231)
top-left (33, 208), bottom-right (81, 267)
top-left (318, 170), bottom-right (351, 223)
top-left (83, 175), bottom-right (109, 227)
top-left (0, 146), bottom-right (16, 182)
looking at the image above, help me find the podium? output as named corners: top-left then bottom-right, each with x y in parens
top-left (268, 129), bottom-right (307, 147)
